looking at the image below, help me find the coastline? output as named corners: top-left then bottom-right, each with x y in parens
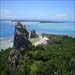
top-left (0, 36), bottom-right (14, 51)
top-left (31, 35), bottom-right (49, 46)
top-left (1, 21), bottom-right (69, 25)
top-left (52, 33), bottom-right (75, 37)
top-left (1, 21), bottom-right (16, 24)
top-left (0, 33), bottom-right (75, 50)
top-left (39, 22), bottom-right (69, 24)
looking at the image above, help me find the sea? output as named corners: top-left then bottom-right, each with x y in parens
top-left (0, 20), bottom-right (75, 50)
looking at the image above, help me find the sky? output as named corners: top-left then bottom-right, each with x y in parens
top-left (0, 0), bottom-right (74, 21)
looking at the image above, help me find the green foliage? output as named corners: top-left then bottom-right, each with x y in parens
top-left (17, 22), bottom-right (23, 27)
top-left (0, 48), bottom-right (12, 75)
top-left (0, 34), bottom-right (75, 75)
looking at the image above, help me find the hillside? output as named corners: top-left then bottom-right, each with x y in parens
top-left (0, 34), bottom-right (75, 75)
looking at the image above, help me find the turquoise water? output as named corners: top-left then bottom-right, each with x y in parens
top-left (0, 21), bottom-right (75, 39)
top-left (26, 23), bottom-right (75, 35)
top-left (0, 21), bottom-right (74, 50)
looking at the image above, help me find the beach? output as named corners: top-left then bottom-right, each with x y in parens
top-left (30, 35), bottom-right (49, 46)
top-left (0, 36), bottom-right (14, 51)
top-left (0, 33), bottom-right (75, 51)
top-left (0, 35), bottom-right (49, 50)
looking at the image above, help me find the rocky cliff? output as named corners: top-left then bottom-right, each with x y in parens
top-left (13, 21), bottom-right (31, 50)
top-left (9, 21), bottom-right (32, 71)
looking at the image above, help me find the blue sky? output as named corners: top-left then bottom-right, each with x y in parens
top-left (0, 0), bottom-right (74, 21)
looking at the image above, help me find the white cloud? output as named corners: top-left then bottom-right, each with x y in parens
top-left (56, 14), bottom-right (67, 17)
top-left (0, 9), bottom-right (18, 19)
top-left (0, 10), bottom-right (12, 14)
top-left (1, 15), bottom-right (17, 19)
top-left (39, 14), bottom-right (68, 20)
top-left (39, 14), bottom-right (49, 18)
top-left (38, 13), bottom-right (68, 20)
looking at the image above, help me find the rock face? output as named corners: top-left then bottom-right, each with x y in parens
top-left (13, 21), bottom-right (30, 50)
top-left (9, 21), bottom-right (32, 71)
top-left (30, 30), bottom-right (39, 38)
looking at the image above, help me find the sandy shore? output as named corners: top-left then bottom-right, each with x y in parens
top-left (30, 35), bottom-right (49, 46)
top-left (1, 21), bottom-right (16, 24)
top-left (0, 34), bottom-right (74, 50)
top-left (0, 36), bottom-right (14, 51)
top-left (0, 35), bottom-right (49, 50)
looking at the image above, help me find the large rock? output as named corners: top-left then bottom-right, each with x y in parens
top-left (30, 30), bottom-right (39, 38)
top-left (13, 22), bottom-right (30, 50)
top-left (9, 21), bottom-right (32, 71)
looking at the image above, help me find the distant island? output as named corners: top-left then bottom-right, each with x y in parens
top-left (11, 20), bottom-right (69, 23)
top-left (40, 21), bottom-right (68, 23)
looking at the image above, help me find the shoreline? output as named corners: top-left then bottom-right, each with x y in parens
top-left (0, 35), bottom-right (14, 42)
top-left (1, 21), bottom-right (16, 24)
top-left (0, 33), bottom-right (75, 42)
top-left (0, 36), bottom-right (14, 51)
top-left (1, 21), bottom-right (40, 24)
top-left (50, 33), bottom-right (75, 37)
top-left (31, 35), bottom-right (49, 46)
top-left (39, 22), bottom-right (69, 24)
top-left (1, 21), bottom-right (70, 25)
top-left (0, 33), bottom-right (75, 50)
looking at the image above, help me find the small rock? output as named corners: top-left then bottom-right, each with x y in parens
top-left (30, 30), bottom-right (39, 38)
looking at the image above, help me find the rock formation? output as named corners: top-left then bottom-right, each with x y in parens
top-left (41, 33), bottom-right (45, 38)
top-left (30, 30), bottom-right (39, 38)
top-left (13, 21), bottom-right (31, 50)
top-left (9, 21), bottom-right (32, 71)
